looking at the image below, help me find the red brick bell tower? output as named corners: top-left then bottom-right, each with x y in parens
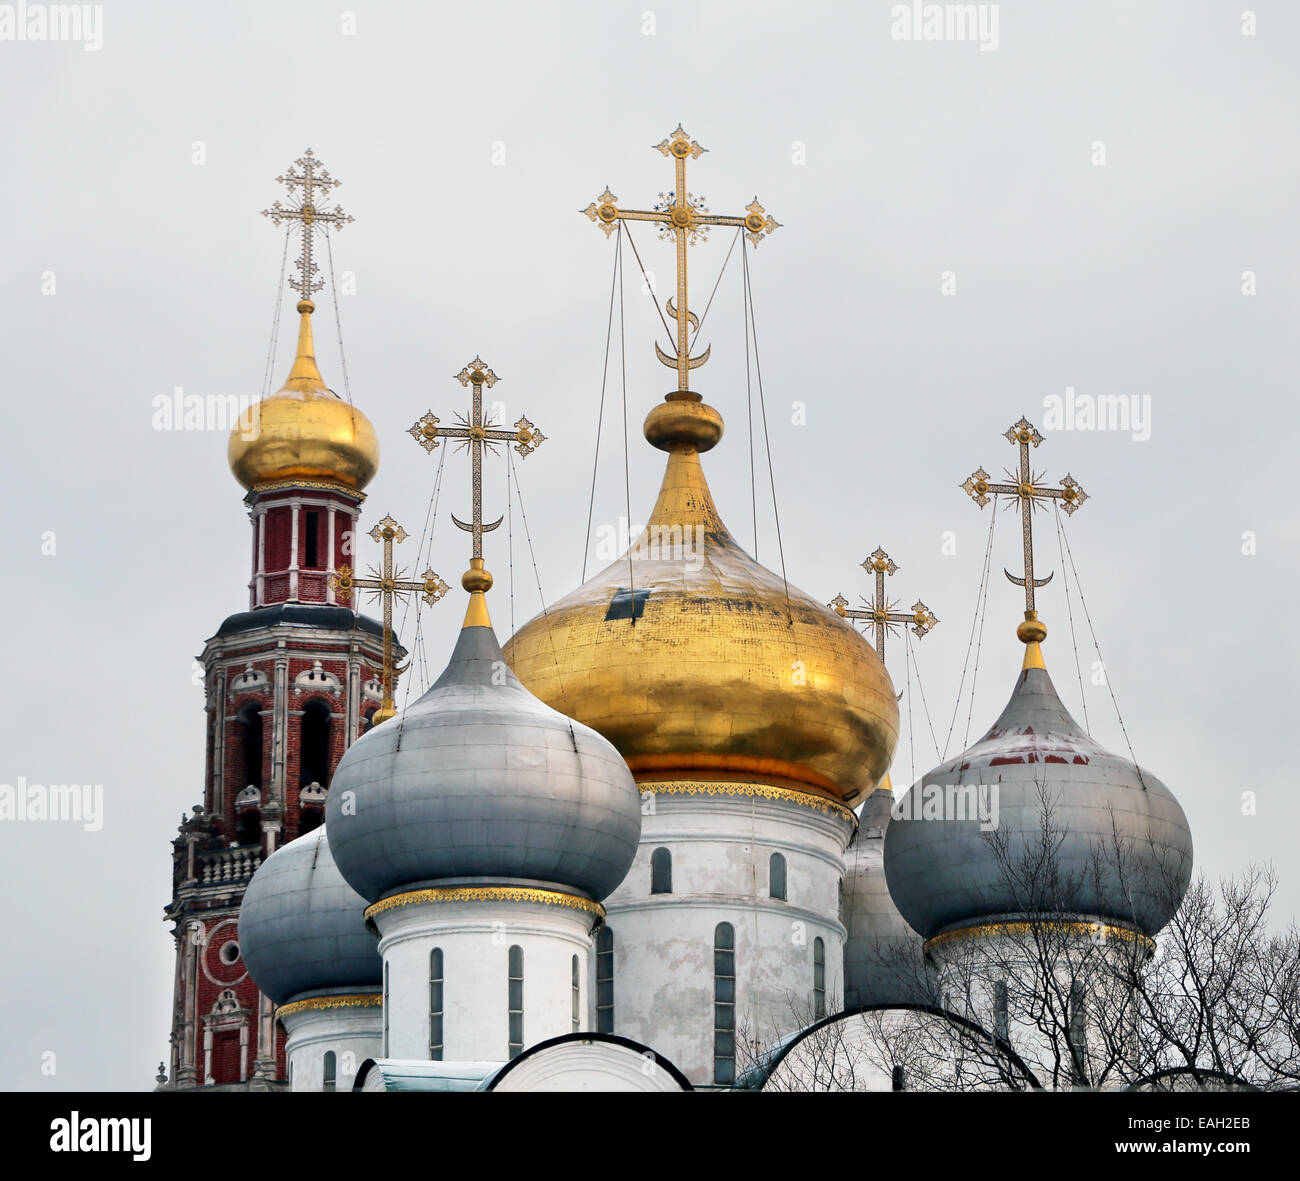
top-left (161, 150), bottom-right (392, 1090)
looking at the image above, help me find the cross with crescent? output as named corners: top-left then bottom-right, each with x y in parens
top-left (582, 125), bottom-right (780, 393)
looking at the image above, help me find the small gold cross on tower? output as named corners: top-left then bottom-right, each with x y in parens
top-left (962, 416), bottom-right (1089, 650)
top-left (408, 358), bottom-right (545, 626)
top-left (328, 514), bottom-right (449, 725)
top-left (582, 125), bottom-right (780, 393)
top-left (261, 148), bottom-right (354, 302)
top-left (830, 547), bottom-right (938, 662)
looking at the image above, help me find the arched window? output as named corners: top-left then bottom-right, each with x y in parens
top-left (507, 945), bottom-right (524, 1059)
top-left (713, 922), bottom-right (736, 1086)
top-left (650, 847), bottom-right (672, 895)
top-left (571, 954), bottom-right (581, 1033)
top-left (429, 948), bottom-right (444, 1061)
top-left (236, 702), bottom-right (262, 790)
top-left (322, 1050), bottom-right (336, 1093)
top-left (595, 927), bottom-right (614, 1034)
top-left (298, 808), bottom-right (323, 836)
top-left (769, 852), bottom-right (787, 900)
top-left (236, 808), bottom-right (261, 847)
top-left (300, 699), bottom-right (332, 787)
top-left (813, 936), bottom-right (826, 1019)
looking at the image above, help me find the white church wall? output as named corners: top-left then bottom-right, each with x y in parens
top-left (279, 1002), bottom-right (381, 1093)
top-left (603, 791), bottom-right (853, 1084)
top-left (373, 897), bottom-right (595, 1063)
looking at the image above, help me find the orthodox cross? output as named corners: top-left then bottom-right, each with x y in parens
top-left (830, 547), bottom-right (938, 662)
top-left (582, 125), bottom-right (780, 392)
top-left (328, 515), bottom-right (448, 725)
top-left (962, 417), bottom-right (1089, 616)
top-left (261, 148), bottom-right (354, 301)
top-left (408, 357), bottom-right (545, 562)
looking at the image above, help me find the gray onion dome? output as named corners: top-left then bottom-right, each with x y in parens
top-left (326, 621), bottom-right (642, 906)
top-left (884, 646), bottom-right (1193, 942)
top-left (238, 826), bottom-right (380, 1006)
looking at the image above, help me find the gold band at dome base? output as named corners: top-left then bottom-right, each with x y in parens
top-left (925, 920), bottom-right (1154, 956)
top-left (365, 886), bottom-right (605, 922)
top-left (245, 478), bottom-right (366, 502)
top-left (275, 992), bottom-right (382, 1019)
top-left (637, 780), bottom-right (857, 823)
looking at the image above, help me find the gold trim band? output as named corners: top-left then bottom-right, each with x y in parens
top-left (638, 781), bottom-right (857, 823)
top-left (365, 886), bottom-right (604, 922)
top-left (247, 478), bottom-right (366, 501)
top-left (925, 920), bottom-right (1154, 955)
top-left (276, 992), bottom-right (382, 1018)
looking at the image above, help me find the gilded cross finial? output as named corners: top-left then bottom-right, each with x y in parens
top-left (261, 148), bottom-right (354, 303)
top-left (328, 514), bottom-right (448, 725)
top-left (408, 359), bottom-right (546, 627)
top-left (829, 546), bottom-right (938, 665)
top-left (962, 416), bottom-right (1089, 644)
top-left (582, 125), bottom-right (780, 393)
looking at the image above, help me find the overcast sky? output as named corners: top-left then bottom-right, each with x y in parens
top-left (1, 1), bottom-right (1296, 1090)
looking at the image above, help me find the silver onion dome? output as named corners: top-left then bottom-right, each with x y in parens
top-left (238, 826), bottom-right (380, 1006)
top-left (843, 787), bottom-right (926, 1006)
top-left (884, 653), bottom-right (1193, 942)
top-left (326, 622), bottom-right (642, 906)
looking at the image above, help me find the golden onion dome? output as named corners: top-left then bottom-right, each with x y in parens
top-left (502, 392), bottom-right (899, 805)
top-left (229, 300), bottom-right (379, 491)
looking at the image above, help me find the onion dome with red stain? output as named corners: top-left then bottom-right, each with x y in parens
top-left (883, 619), bottom-right (1193, 944)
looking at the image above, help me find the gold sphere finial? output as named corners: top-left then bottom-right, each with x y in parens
top-left (644, 392), bottom-right (724, 453)
top-left (462, 558), bottom-right (493, 594)
top-left (1017, 609), bottom-right (1047, 645)
top-left (296, 299), bottom-right (315, 315)
top-left (461, 558), bottom-right (493, 629)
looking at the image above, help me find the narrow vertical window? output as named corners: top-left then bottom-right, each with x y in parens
top-left (300, 699), bottom-right (332, 787)
top-left (769, 852), bottom-right (787, 900)
top-left (993, 979), bottom-right (1009, 1043)
top-left (382, 962), bottom-right (389, 1057)
top-left (304, 510), bottom-right (320, 567)
top-left (1068, 980), bottom-right (1087, 1081)
top-left (508, 945), bottom-right (524, 1058)
top-left (429, 948), bottom-right (444, 1061)
top-left (322, 1050), bottom-right (336, 1093)
top-left (650, 846), bottom-right (672, 894)
top-left (813, 936), bottom-right (826, 1019)
top-left (237, 702), bottom-right (263, 789)
top-left (595, 927), bottom-right (614, 1034)
top-left (891, 1064), bottom-right (906, 1091)
top-left (713, 922), bottom-right (736, 1086)
top-left (571, 954), bottom-right (581, 1033)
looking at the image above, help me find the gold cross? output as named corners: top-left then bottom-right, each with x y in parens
top-left (962, 416), bottom-right (1089, 624)
top-left (582, 125), bottom-right (780, 392)
top-left (261, 148), bottom-right (354, 302)
top-left (408, 357), bottom-right (545, 558)
top-left (328, 514), bottom-right (449, 725)
top-left (830, 547), bottom-right (938, 662)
